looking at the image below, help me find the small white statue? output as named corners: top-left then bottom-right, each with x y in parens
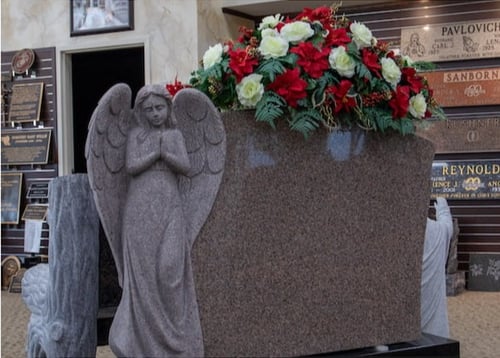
top-left (421, 197), bottom-right (454, 338)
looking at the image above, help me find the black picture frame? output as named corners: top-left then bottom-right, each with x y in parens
top-left (70, 0), bottom-right (134, 37)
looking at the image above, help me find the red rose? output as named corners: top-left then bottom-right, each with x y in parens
top-left (229, 47), bottom-right (259, 82)
top-left (389, 85), bottom-right (410, 119)
top-left (361, 48), bottom-right (382, 78)
top-left (267, 68), bottom-right (308, 108)
top-left (290, 42), bottom-right (330, 79)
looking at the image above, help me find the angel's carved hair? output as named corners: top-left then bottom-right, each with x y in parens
top-left (133, 84), bottom-right (175, 128)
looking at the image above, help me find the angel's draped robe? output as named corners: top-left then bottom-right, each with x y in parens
top-left (109, 127), bottom-right (203, 357)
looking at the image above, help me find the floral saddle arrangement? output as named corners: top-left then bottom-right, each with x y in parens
top-left (170, 4), bottom-right (445, 138)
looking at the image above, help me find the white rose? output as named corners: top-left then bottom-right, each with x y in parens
top-left (258, 14), bottom-right (283, 30)
top-left (236, 74), bottom-right (264, 107)
top-left (409, 93), bottom-right (427, 118)
top-left (202, 43), bottom-right (223, 69)
top-left (280, 21), bottom-right (314, 43)
top-left (350, 22), bottom-right (373, 49)
top-left (381, 57), bottom-right (401, 87)
top-left (329, 46), bottom-right (356, 78)
top-left (258, 35), bottom-right (289, 59)
top-left (261, 28), bottom-right (279, 38)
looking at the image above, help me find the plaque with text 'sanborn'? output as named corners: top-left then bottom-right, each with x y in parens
top-left (8, 82), bottom-right (44, 123)
top-left (421, 68), bottom-right (500, 107)
top-left (1, 172), bottom-right (23, 224)
top-left (430, 160), bottom-right (500, 200)
top-left (1, 129), bottom-right (51, 165)
top-left (401, 19), bottom-right (500, 62)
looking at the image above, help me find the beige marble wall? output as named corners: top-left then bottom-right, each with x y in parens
top-left (1, 0), bottom-right (248, 83)
top-left (1, 0), bottom-right (251, 174)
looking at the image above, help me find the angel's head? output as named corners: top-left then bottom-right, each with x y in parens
top-left (134, 84), bottom-right (175, 128)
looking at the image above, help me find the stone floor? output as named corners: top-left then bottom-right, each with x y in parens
top-left (2, 289), bottom-right (500, 357)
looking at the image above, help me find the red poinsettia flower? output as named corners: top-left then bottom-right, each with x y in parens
top-left (166, 76), bottom-right (190, 97)
top-left (267, 68), bottom-right (308, 108)
top-left (326, 79), bottom-right (357, 114)
top-left (295, 6), bottom-right (332, 28)
top-left (401, 67), bottom-right (424, 94)
top-left (361, 48), bottom-right (382, 78)
top-left (229, 47), bottom-right (259, 82)
top-left (290, 42), bottom-right (330, 79)
top-left (385, 49), bottom-right (396, 59)
top-left (389, 85), bottom-right (410, 119)
top-left (324, 27), bottom-right (351, 47)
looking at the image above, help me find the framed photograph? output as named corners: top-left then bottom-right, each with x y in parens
top-left (70, 0), bottom-right (134, 37)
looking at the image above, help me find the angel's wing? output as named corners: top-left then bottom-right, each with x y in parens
top-left (173, 88), bottom-right (226, 247)
top-left (85, 83), bottom-right (132, 286)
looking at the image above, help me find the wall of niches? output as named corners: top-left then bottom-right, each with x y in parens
top-left (339, 0), bottom-right (500, 282)
top-left (1, 47), bottom-right (58, 262)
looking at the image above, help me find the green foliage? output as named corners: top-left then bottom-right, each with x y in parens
top-left (255, 91), bottom-right (287, 128)
top-left (412, 61), bottom-right (437, 71)
top-left (289, 109), bottom-right (323, 138)
top-left (257, 59), bottom-right (286, 82)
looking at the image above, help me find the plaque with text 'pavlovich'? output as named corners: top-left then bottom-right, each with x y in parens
top-left (1, 129), bottom-right (51, 165)
top-left (8, 82), bottom-right (44, 123)
top-left (401, 19), bottom-right (500, 62)
top-left (1, 172), bottom-right (23, 224)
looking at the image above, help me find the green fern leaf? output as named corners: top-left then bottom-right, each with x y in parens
top-left (289, 109), bottom-right (323, 138)
top-left (255, 92), bottom-right (286, 129)
top-left (257, 59), bottom-right (286, 82)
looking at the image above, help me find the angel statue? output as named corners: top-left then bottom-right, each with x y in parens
top-left (85, 83), bottom-right (226, 357)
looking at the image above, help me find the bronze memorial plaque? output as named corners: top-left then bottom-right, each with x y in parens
top-left (420, 68), bottom-right (500, 107)
top-left (11, 48), bottom-right (35, 74)
top-left (22, 204), bottom-right (48, 221)
top-left (417, 117), bottom-right (500, 153)
top-left (401, 19), bottom-right (500, 62)
top-left (431, 160), bottom-right (500, 200)
top-left (8, 82), bottom-right (44, 123)
top-left (1, 172), bottom-right (23, 224)
top-left (26, 182), bottom-right (50, 199)
top-left (1, 129), bottom-right (51, 165)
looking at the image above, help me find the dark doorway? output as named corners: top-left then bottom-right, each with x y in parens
top-left (71, 47), bottom-right (144, 173)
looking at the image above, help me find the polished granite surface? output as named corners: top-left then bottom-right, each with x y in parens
top-left (192, 111), bottom-right (436, 357)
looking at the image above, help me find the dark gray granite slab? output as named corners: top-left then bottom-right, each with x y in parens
top-left (192, 110), bottom-right (436, 357)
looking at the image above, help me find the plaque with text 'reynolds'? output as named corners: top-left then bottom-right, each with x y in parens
top-left (420, 68), bottom-right (500, 107)
top-left (1, 172), bottom-right (23, 224)
top-left (401, 19), bottom-right (500, 62)
top-left (1, 129), bottom-right (51, 165)
top-left (430, 160), bottom-right (500, 200)
top-left (8, 82), bottom-right (44, 123)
